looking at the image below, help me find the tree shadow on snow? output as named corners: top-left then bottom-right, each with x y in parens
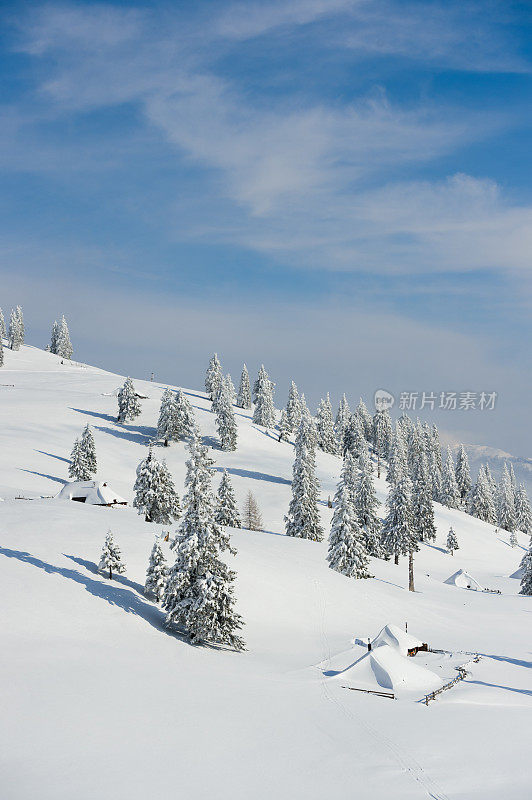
top-left (20, 469), bottom-right (67, 485)
top-left (214, 466), bottom-right (291, 486)
top-left (34, 450), bottom-right (71, 464)
top-left (93, 424), bottom-right (154, 446)
top-left (465, 679), bottom-right (532, 697)
top-left (423, 542), bottom-right (448, 555)
top-left (70, 407), bottom-right (117, 424)
top-left (480, 653), bottom-right (532, 670)
top-left (64, 554), bottom-right (146, 595)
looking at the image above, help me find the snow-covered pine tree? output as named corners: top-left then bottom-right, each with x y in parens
top-left (316, 394), bottom-right (337, 455)
top-left (55, 315), bottom-right (73, 359)
top-left (117, 377), bottom-right (141, 423)
top-left (164, 433), bottom-right (245, 650)
top-left (470, 468), bottom-right (497, 524)
top-left (144, 537), bottom-right (168, 602)
top-left (133, 449), bottom-right (181, 523)
top-left (334, 394), bottom-right (350, 452)
top-left (8, 308), bottom-right (22, 351)
top-left (0, 307), bottom-right (5, 339)
top-left (342, 450), bottom-right (358, 508)
top-left (509, 530), bottom-right (518, 548)
top-left (157, 388), bottom-right (177, 446)
top-left (50, 320), bottom-right (59, 354)
top-left (225, 374), bottom-right (236, 404)
top-left (285, 381), bottom-right (302, 433)
top-left (509, 464), bottom-right (517, 488)
top-left (429, 450), bottom-right (443, 503)
top-left (285, 417), bottom-right (323, 541)
top-left (68, 437), bottom-right (92, 481)
top-left (215, 469), bottom-right (241, 528)
top-left (243, 490), bottom-right (262, 531)
top-left (381, 477), bottom-right (414, 565)
top-left (386, 423), bottom-right (408, 485)
top-left (372, 410), bottom-right (391, 477)
top-left (80, 424), bottom-right (97, 476)
top-left (484, 462), bottom-right (497, 497)
top-left (455, 445), bottom-right (472, 507)
top-left (411, 453), bottom-right (436, 542)
top-left (299, 392), bottom-right (311, 422)
top-left (498, 464), bottom-right (516, 532)
top-left (252, 365), bottom-right (276, 428)
top-left (519, 543), bottom-right (532, 596)
top-left (342, 413), bottom-right (365, 459)
top-left (174, 390), bottom-right (196, 440)
top-left (215, 377), bottom-right (238, 451)
top-left (236, 364), bottom-right (252, 409)
top-left (441, 446), bottom-right (460, 509)
top-left (205, 353), bottom-right (222, 402)
top-left (328, 481), bottom-right (370, 579)
top-left (515, 484), bottom-right (532, 535)
top-left (98, 530), bottom-right (126, 579)
top-left (16, 306), bottom-right (24, 344)
top-left (447, 527), bottom-right (459, 555)
top-left (353, 453), bottom-right (382, 557)
top-left (355, 399), bottom-right (373, 441)
top-left (278, 409), bottom-right (291, 442)
top-left (406, 424), bottom-right (423, 480)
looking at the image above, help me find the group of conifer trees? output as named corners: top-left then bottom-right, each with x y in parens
top-left (0, 305), bottom-right (25, 365)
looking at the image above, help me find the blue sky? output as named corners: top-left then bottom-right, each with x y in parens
top-left (1, 0), bottom-right (531, 455)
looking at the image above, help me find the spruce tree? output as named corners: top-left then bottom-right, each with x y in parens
top-left (285, 418), bottom-right (323, 541)
top-left (174, 390), bottom-right (196, 440)
top-left (50, 320), bottom-right (59, 354)
top-left (236, 364), bottom-right (252, 409)
top-left (498, 464), bottom-right (516, 532)
top-left (509, 530), bottom-right (518, 548)
top-left (446, 527), bottom-right (459, 555)
top-left (354, 455), bottom-right (382, 557)
top-left (243, 491), bottom-right (262, 531)
top-left (252, 365), bottom-right (276, 428)
top-left (334, 394), bottom-right (350, 452)
top-left (205, 353), bottom-right (222, 401)
top-left (285, 381), bottom-right (302, 434)
top-left (133, 449), bottom-right (181, 523)
top-left (225, 373), bottom-right (236, 404)
top-left (164, 434), bottom-right (245, 649)
top-left (328, 481), bottom-right (370, 579)
top-left (0, 307), bottom-right (5, 339)
top-left (117, 377), bottom-right (141, 423)
top-left (98, 530), bottom-right (125, 579)
top-left (455, 445), bottom-right (472, 507)
top-left (278, 409), bottom-right (291, 442)
top-left (215, 470), bottom-right (241, 528)
top-left (144, 537), bottom-right (168, 602)
top-left (316, 394), bottom-right (337, 454)
top-left (342, 450), bottom-right (358, 508)
top-left (470, 468), bottom-right (497, 524)
top-left (215, 378), bottom-right (238, 451)
top-left (0, 335), bottom-right (3, 368)
top-left (157, 388), bottom-right (177, 446)
top-left (343, 413), bottom-right (365, 459)
top-left (355, 399), bottom-right (372, 441)
top-left (515, 484), bottom-right (532, 535)
top-left (381, 477), bottom-right (414, 565)
top-left (68, 437), bottom-right (92, 481)
top-left (80, 424), bottom-right (97, 476)
top-left (411, 454), bottom-right (436, 542)
top-left (519, 543), bottom-right (532, 596)
top-left (441, 447), bottom-right (460, 509)
top-left (372, 410), bottom-right (391, 477)
top-left (55, 315), bottom-right (73, 359)
top-left (16, 306), bottom-right (24, 343)
top-left (8, 308), bottom-right (22, 351)
top-left (386, 423), bottom-right (408, 486)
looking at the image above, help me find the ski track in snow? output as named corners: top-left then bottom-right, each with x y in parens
top-left (313, 579), bottom-right (450, 800)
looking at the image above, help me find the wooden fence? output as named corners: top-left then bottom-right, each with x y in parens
top-left (424, 655), bottom-right (481, 705)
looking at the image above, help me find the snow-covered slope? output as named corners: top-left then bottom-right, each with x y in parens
top-left (0, 344), bottom-right (530, 800)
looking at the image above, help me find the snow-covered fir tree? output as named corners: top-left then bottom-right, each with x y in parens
top-left (80, 424), bottom-right (97, 476)
top-left (236, 364), bottom-right (252, 409)
top-left (98, 530), bottom-right (126, 579)
top-left (164, 433), bottom-right (245, 650)
top-left (0, 335), bottom-right (3, 367)
top-left (355, 398), bottom-right (372, 441)
top-left (157, 388), bottom-right (177, 446)
top-left (334, 394), bottom-right (350, 452)
top-left (484, 462), bottom-right (498, 497)
top-left (215, 378), bottom-right (237, 451)
top-left (429, 449), bottom-right (443, 503)
top-left (117, 377), bottom-right (141, 423)
top-left (519, 543), bottom-right (532, 596)
top-left (411, 453), bottom-right (436, 542)
top-left (133, 449), bottom-right (181, 523)
top-left (225, 373), bottom-right (236, 404)
top-left (215, 470), bottom-right (241, 528)
top-left (515, 484), bottom-right (532, 535)
top-left (381, 477), bottom-right (415, 565)
top-left (497, 464), bottom-right (516, 532)
top-left (455, 445), bottom-right (472, 507)
top-left (243, 490), bottom-right (262, 531)
top-left (278, 409), bottom-right (291, 442)
top-left (16, 306), bottom-right (24, 342)
top-left (285, 381), bottom-right (302, 434)
top-left (174, 390), bottom-right (196, 440)
top-left (54, 316), bottom-right (73, 359)
top-left (144, 537), bottom-right (168, 602)
top-left (353, 453), bottom-right (382, 557)
top-left (299, 392), bottom-right (311, 422)
top-left (252, 365), bottom-right (276, 428)
top-left (341, 450), bottom-right (358, 508)
top-left (205, 353), bottom-right (222, 401)
top-left (0, 307), bottom-right (5, 339)
top-left (8, 308), bottom-right (22, 351)
top-left (406, 423), bottom-right (424, 480)
top-left (68, 437), bottom-right (92, 481)
top-left (470, 467), bottom-right (497, 524)
top-left (285, 417), bottom-right (323, 541)
top-left (342, 413), bottom-right (365, 458)
top-left (509, 530), bottom-right (518, 548)
top-left (441, 446), bottom-right (460, 509)
top-left (327, 481), bottom-right (370, 579)
top-left (372, 409), bottom-right (392, 476)
top-left (316, 394), bottom-right (337, 454)
top-left (386, 423), bottom-right (408, 486)
top-left (446, 527), bottom-right (459, 555)
top-left (50, 320), bottom-right (59, 354)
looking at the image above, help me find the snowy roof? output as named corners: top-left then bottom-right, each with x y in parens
top-left (342, 644), bottom-right (440, 694)
top-left (371, 624), bottom-right (424, 657)
top-left (56, 480), bottom-right (127, 506)
top-left (444, 569), bottom-right (483, 591)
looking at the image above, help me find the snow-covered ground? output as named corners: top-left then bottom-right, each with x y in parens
top-left (1, 344), bottom-right (530, 800)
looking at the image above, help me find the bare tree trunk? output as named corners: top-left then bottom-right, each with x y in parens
top-left (408, 550), bottom-right (415, 592)
top-left (394, 553), bottom-right (399, 565)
